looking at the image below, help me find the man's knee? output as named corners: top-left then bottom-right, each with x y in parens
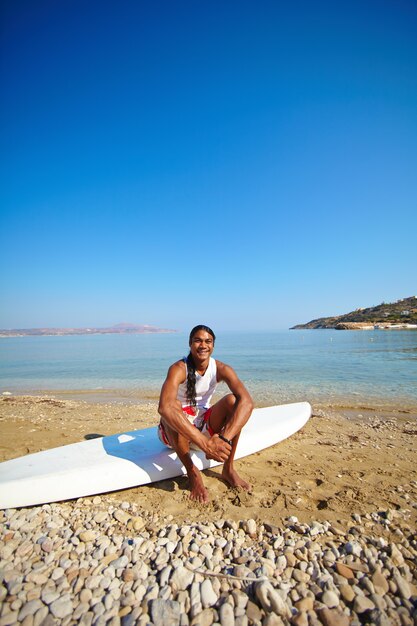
top-left (224, 393), bottom-right (237, 411)
top-left (164, 423), bottom-right (190, 453)
top-left (224, 392), bottom-right (254, 417)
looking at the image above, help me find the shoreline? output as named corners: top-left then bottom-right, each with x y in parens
top-left (2, 387), bottom-right (417, 412)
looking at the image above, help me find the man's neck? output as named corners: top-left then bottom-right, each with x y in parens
top-left (194, 356), bottom-right (210, 374)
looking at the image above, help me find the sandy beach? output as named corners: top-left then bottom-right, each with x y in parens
top-left (1, 394), bottom-right (416, 531)
top-left (1, 394), bottom-right (416, 625)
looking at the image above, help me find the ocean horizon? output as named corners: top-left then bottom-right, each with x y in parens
top-left (1, 330), bottom-right (416, 408)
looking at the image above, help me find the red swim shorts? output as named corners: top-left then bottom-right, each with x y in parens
top-left (158, 406), bottom-right (214, 448)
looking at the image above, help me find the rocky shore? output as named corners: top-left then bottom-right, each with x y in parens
top-left (290, 296), bottom-right (417, 330)
top-left (1, 496), bottom-right (416, 626)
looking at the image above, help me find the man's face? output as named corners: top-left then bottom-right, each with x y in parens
top-left (189, 330), bottom-right (215, 361)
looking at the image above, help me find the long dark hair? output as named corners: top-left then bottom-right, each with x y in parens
top-left (186, 325), bottom-right (216, 407)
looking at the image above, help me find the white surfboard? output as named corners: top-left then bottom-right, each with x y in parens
top-left (0, 402), bottom-right (311, 509)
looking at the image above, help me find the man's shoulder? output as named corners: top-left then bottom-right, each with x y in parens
top-left (167, 359), bottom-right (187, 379)
top-left (170, 358), bottom-right (187, 371)
top-left (215, 359), bottom-right (234, 377)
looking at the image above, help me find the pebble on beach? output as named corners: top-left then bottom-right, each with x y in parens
top-left (1, 499), bottom-right (416, 626)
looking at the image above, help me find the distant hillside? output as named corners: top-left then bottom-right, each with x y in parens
top-left (0, 323), bottom-right (177, 337)
top-left (291, 296), bottom-right (417, 330)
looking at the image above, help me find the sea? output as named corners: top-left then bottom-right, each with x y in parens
top-left (0, 330), bottom-right (416, 408)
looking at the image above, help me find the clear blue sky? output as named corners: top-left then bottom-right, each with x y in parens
top-left (1, 0), bottom-right (416, 331)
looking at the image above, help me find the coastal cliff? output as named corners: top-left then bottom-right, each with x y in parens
top-left (291, 296), bottom-right (417, 330)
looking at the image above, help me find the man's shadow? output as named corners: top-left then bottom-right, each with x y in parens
top-left (81, 426), bottom-right (214, 485)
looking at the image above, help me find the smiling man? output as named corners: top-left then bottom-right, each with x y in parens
top-left (158, 324), bottom-right (254, 503)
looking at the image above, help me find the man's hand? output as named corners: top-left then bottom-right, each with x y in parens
top-left (205, 434), bottom-right (232, 462)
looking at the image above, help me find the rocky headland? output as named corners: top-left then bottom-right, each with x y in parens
top-left (291, 297), bottom-right (417, 330)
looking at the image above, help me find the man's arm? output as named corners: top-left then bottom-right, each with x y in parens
top-left (158, 361), bottom-right (231, 462)
top-left (216, 361), bottom-right (254, 441)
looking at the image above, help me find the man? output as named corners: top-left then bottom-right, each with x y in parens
top-left (158, 324), bottom-right (253, 503)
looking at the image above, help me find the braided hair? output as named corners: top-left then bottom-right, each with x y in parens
top-left (186, 325), bottom-right (216, 407)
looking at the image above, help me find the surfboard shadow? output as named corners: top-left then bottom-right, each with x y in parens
top-left (101, 426), bottom-right (205, 483)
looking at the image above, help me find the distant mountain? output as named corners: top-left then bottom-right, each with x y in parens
top-left (0, 323), bottom-right (177, 337)
top-left (291, 296), bottom-right (417, 330)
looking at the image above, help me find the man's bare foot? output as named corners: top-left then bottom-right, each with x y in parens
top-left (188, 467), bottom-right (209, 503)
top-left (222, 466), bottom-right (251, 490)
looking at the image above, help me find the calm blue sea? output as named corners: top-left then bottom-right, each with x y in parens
top-left (0, 330), bottom-right (416, 407)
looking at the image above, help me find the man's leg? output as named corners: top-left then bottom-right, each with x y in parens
top-left (208, 394), bottom-right (251, 490)
top-left (161, 419), bottom-right (209, 503)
